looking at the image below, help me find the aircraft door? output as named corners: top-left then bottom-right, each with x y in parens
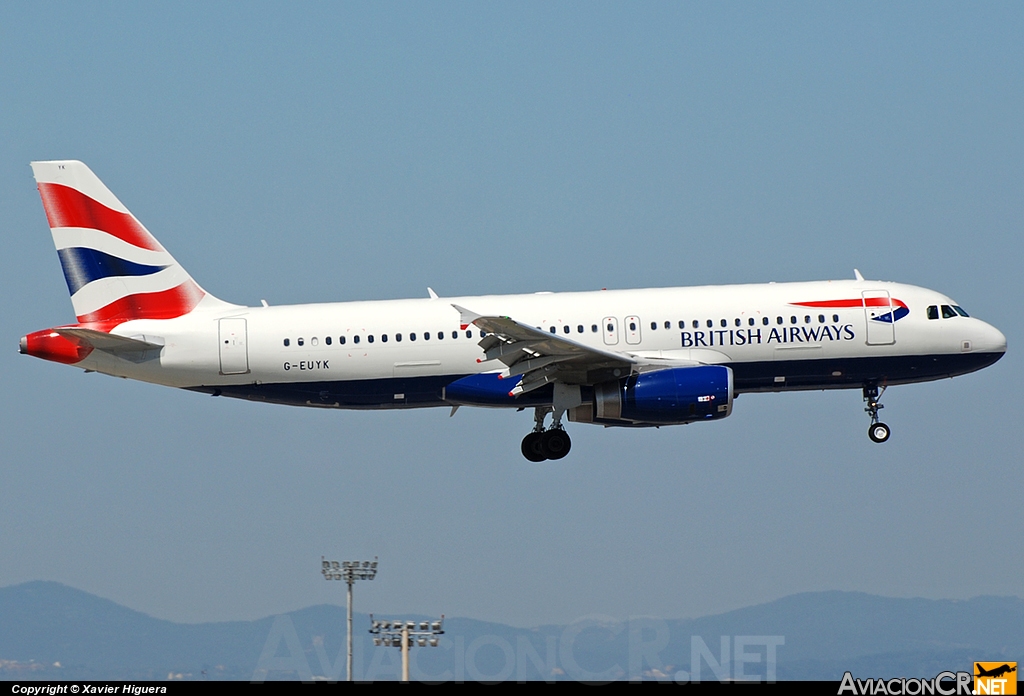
top-left (624, 315), bottom-right (642, 345)
top-left (602, 316), bottom-right (619, 346)
top-left (863, 291), bottom-right (896, 346)
top-left (219, 318), bottom-right (250, 374)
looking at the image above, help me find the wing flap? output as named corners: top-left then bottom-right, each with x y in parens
top-left (453, 304), bottom-right (637, 394)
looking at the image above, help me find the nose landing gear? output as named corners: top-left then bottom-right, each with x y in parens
top-left (521, 406), bottom-right (572, 461)
top-left (863, 383), bottom-right (890, 443)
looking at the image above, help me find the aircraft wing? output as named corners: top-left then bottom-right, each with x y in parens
top-left (453, 304), bottom-right (645, 396)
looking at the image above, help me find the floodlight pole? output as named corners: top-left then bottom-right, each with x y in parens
top-left (401, 625), bottom-right (410, 682)
top-left (322, 556), bottom-right (378, 682)
top-left (347, 576), bottom-right (354, 681)
top-left (369, 615), bottom-right (445, 684)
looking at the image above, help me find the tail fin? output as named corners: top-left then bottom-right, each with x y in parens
top-left (30, 160), bottom-right (230, 327)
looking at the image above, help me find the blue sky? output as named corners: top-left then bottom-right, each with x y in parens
top-left (1, 2), bottom-right (1021, 627)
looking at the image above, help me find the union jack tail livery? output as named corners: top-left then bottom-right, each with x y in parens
top-left (30, 160), bottom-right (225, 327)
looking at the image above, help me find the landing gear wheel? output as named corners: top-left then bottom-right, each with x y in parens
top-left (541, 429), bottom-right (571, 460)
top-left (521, 432), bottom-right (547, 462)
top-left (868, 422), bottom-right (891, 443)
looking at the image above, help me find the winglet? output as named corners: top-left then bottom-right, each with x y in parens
top-left (452, 304), bottom-right (481, 331)
top-left (854, 269), bottom-right (865, 281)
top-left (428, 287), bottom-right (439, 299)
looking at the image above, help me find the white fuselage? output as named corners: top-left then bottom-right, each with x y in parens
top-left (71, 278), bottom-right (1006, 414)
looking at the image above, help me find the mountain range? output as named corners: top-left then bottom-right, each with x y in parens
top-left (0, 581), bottom-right (1019, 681)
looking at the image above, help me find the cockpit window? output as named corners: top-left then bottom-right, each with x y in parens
top-left (941, 305), bottom-right (957, 319)
top-left (927, 305), bottom-right (939, 320)
top-left (953, 305), bottom-right (970, 317)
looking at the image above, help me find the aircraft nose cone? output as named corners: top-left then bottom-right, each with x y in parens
top-left (976, 321), bottom-right (1007, 355)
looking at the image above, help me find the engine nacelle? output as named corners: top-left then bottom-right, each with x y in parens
top-left (569, 365), bottom-right (733, 427)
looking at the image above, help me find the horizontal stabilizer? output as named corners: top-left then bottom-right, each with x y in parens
top-left (56, 327), bottom-right (163, 355)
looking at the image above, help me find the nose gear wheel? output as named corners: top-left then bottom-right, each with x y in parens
top-left (863, 383), bottom-right (890, 444)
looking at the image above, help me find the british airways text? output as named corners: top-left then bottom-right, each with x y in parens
top-left (681, 325), bottom-right (856, 348)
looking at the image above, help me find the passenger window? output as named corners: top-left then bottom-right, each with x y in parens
top-left (650, 322), bottom-right (657, 330)
top-left (466, 330), bottom-right (473, 338)
top-left (452, 330), bottom-right (458, 339)
top-left (763, 317), bottom-right (769, 325)
top-left (927, 306), bottom-right (939, 320)
top-left (591, 324), bottom-right (598, 333)
top-left (734, 318), bottom-right (741, 327)
top-left (833, 314), bottom-right (839, 322)
top-left (410, 333), bottom-right (416, 341)
top-left (339, 336), bottom-right (346, 345)
top-left (818, 315), bottom-right (825, 323)
top-left (748, 318), bottom-right (755, 326)
top-left (311, 337), bottom-right (319, 346)
top-left (563, 325), bottom-right (570, 334)
top-left (382, 334), bottom-right (388, 343)
top-left (777, 317), bottom-right (783, 325)
top-left (679, 321), bottom-right (685, 329)
top-left (720, 319), bottom-right (727, 328)
top-left (424, 332), bottom-right (430, 340)
top-left (607, 323), bottom-right (614, 332)
top-left (550, 326), bottom-right (556, 334)
top-left (629, 322), bottom-right (637, 331)
top-left (298, 338), bottom-right (305, 346)
top-left (396, 333), bottom-right (402, 342)
top-left (480, 330), bottom-right (486, 337)
top-left (790, 316), bottom-right (797, 324)
top-left (578, 325), bottom-right (584, 333)
top-left (326, 336), bottom-right (332, 345)
top-left (693, 320), bottom-right (699, 329)
top-left (706, 320), bottom-right (713, 328)
top-left (283, 338), bottom-right (290, 347)
top-left (954, 306), bottom-right (969, 317)
top-left (804, 316), bottom-right (811, 324)
top-left (941, 305), bottom-right (957, 319)
top-left (664, 321), bottom-right (670, 329)
top-left (353, 335), bottom-right (360, 344)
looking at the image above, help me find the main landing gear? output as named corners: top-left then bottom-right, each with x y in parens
top-left (863, 383), bottom-right (890, 443)
top-left (521, 406), bottom-right (572, 462)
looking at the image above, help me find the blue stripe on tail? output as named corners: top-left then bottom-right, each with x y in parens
top-left (57, 247), bottom-right (169, 295)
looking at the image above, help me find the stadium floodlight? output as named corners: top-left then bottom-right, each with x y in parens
top-left (368, 614), bottom-right (445, 682)
top-left (322, 556), bottom-right (378, 682)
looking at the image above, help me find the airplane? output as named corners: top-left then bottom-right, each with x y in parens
top-left (19, 160), bottom-right (1007, 461)
top-left (975, 664), bottom-right (1016, 679)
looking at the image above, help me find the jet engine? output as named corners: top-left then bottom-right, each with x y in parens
top-left (568, 365), bottom-right (733, 427)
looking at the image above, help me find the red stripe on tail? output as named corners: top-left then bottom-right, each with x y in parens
top-left (76, 280), bottom-right (205, 325)
top-left (37, 182), bottom-right (163, 252)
